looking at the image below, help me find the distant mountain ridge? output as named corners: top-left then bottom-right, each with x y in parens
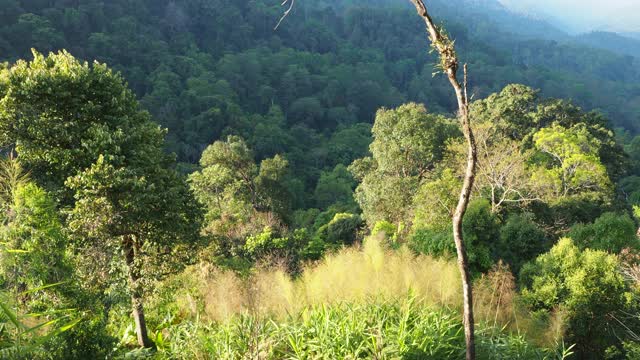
top-left (574, 31), bottom-right (640, 59)
top-left (435, 0), bottom-right (640, 59)
top-left (624, 32), bottom-right (640, 41)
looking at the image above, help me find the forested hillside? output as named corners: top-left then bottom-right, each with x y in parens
top-left (575, 31), bottom-right (640, 59)
top-left (1, 0), bottom-right (639, 168)
top-left (1, 1), bottom-right (640, 359)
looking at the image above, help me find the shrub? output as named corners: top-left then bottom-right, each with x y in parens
top-left (410, 229), bottom-right (454, 258)
top-left (371, 220), bottom-right (401, 247)
top-left (315, 213), bottom-right (363, 245)
top-left (244, 227), bottom-right (311, 272)
top-left (568, 212), bottom-right (639, 253)
top-left (520, 238), bottom-right (634, 358)
top-left (411, 199), bottom-right (498, 274)
top-left (497, 213), bottom-right (549, 274)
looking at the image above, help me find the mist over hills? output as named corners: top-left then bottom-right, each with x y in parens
top-left (497, 0), bottom-right (640, 34)
top-left (439, 0), bottom-right (640, 58)
top-left (575, 31), bottom-right (640, 59)
top-left (626, 32), bottom-right (640, 41)
top-left (324, 0), bottom-right (640, 59)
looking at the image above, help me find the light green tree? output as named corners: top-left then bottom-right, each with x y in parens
top-left (521, 238), bottom-right (633, 358)
top-left (531, 123), bottom-right (612, 201)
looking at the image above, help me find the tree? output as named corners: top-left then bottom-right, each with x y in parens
top-left (531, 123), bottom-right (612, 201)
top-left (412, 168), bottom-right (461, 232)
top-left (314, 212), bottom-right (363, 246)
top-left (255, 154), bottom-right (292, 219)
top-left (470, 84), bottom-right (626, 184)
top-left (447, 121), bottom-right (537, 213)
top-left (411, 198), bottom-right (498, 274)
top-left (67, 155), bottom-right (199, 348)
top-left (408, 1), bottom-right (478, 357)
top-left (496, 213), bottom-right (548, 274)
top-left (189, 135), bottom-right (292, 239)
top-left (314, 164), bottom-right (356, 209)
top-left (349, 103), bottom-right (458, 226)
top-left (468, 84), bottom-right (540, 141)
top-left (0, 51), bottom-right (200, 348)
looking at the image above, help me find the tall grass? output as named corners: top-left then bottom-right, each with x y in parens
top-left (142, 237), bottom-right (569, 358)
top-left (153, 236), bottom-right (461, 323)
top-left (156, 299), bottom-right (570, 360)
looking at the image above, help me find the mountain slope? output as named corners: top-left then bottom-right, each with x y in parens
top-left (0, 0), bottom-right (639, 171)
top-left (574, 31), bottom-right (640, 58)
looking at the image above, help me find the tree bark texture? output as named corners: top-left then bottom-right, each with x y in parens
top-left (124, 235), bottom-right (154, 348)
top-left (408, 1), bottom-right (478, 359)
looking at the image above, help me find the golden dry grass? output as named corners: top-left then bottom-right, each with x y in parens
top-left (172, 236), bottom-right (460, 322)
top-left (162, 235), bottom-right (562, 348)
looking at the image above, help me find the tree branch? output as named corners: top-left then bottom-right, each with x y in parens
top-left (274, 0), bottom-right (295, 30)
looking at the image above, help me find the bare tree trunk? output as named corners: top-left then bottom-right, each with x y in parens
top-left (123, 235), bottom-right (154, 348)
top-left (274, 0), bottom-right (477, 357)
top-left (408, 1), bottom-right (478, 359)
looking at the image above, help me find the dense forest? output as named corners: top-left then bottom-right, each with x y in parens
top-left (1, 0), bottom-right (640, 359)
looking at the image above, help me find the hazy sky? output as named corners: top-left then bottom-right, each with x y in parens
top-left (498, 0), bottom-right (640, 33)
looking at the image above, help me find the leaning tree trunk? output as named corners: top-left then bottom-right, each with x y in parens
top-left (123, 235), bottom-right (154, 348)
top-left (408, 1), bottom-right (478, 359)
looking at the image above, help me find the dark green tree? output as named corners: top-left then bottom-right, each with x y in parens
top-left (0, 50), bottom-right (201, 348)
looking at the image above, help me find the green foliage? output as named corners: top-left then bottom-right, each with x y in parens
top-left (0, 183), bottom-right (69, 297)
top-left (543, 197), bottom-right (608, 229)
top-left (497, 213), bottom-right (549, 274)
top-left (313, 164), bottom-right (356, 209)
top-left (155, 299), bottom-right (563, 359)
top-left (461, 199), bottom-right (500, 274)
top-left (520, 238), bottom-right (634, 358)
top-left (0, 50), bottom-right (201, 350)
top-left (567, 212), bottom-right (639, 253)
top-left (471, 84), bottom-right (626, 183)
top-left (189, 135), bottom-right (292, 237)
top-left (351, 103), bottom-right (458, 225)
top-left (368, 103), bottom-right (458, 178)
top-left (371, 220), bottom-right (399, 245)
top-left (469, 84), bottom-right (540, 140)
top-left (241, 227), bottom-right (312, 272)
top-left (315, 213), bottom-right (363, 246)
top-left (0, 171), bottom-right (115, 358)
top-left (0, 163), bottom-right (87, 358)
top-left (410, 229), bottom-right (456, 260)
top-left (412, 168), bottom-right (461, 232)
top-left (0, 50), bottom-right (154, 195)
top-left (0, 1), bottom-right (636, 356)
top-left (0, 293), bottom-right (81, 360)
top-left (411, 199), bottom-right (499, 274)
top-left (255, 154), bottom-right (292, 219)
top-left (532, 123), bottom-right (612, 202)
